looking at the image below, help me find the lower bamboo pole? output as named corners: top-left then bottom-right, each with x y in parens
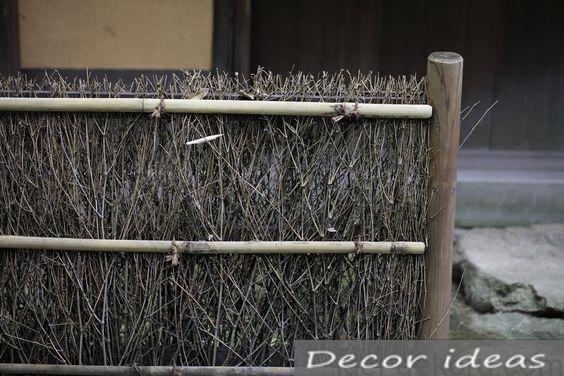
top-left (0, 364), bottom-right (293, 376)
top-left (0, 98), bottom-right (432, 119)
top-left (0, 236), bottom-right (425, 254)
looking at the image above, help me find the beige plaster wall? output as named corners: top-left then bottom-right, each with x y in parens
top-left (18, 0), bottom-right (213, 69)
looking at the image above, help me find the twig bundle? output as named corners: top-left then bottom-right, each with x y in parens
top-left (0, 70), bottom-right (428, 366)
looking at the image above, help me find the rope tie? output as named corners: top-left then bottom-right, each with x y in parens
top-left (354, 239), bottom-right (364, 254)
top-left (150, 97), bottom-right (165, 119)
top-left (166, 240), bottom-right (180, 266)
top-left (151, 85), bottom-right (166, 119)
top-left (332, 103), bottom-right (359, 123)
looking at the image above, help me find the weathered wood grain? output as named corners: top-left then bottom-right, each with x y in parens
top-left (419, 52), bottom-right (463, 339)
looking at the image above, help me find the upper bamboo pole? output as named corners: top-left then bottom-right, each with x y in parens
top-left (0, 364), bottom-right (294, 376)
top-left (0, 236), bottom-right (425, 254)
top-left (0, 97), bottom-right (432, 119)
top-left (419, 52), bottom-right (463, 339)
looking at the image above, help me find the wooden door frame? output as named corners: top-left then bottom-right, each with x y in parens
top-left (0, 0), bottom-right (20, 76)
top-left (213, 0), bottom-right (252, 76)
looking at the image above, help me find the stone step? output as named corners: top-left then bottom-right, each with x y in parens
top-left (456, 150), bottom-right (564, 227)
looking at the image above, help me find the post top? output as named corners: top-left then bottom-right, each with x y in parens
top-left (428, 51), bottom-right (463, 64)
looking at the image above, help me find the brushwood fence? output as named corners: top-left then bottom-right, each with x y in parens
top-left (0, 52), bottom-right (463, 375)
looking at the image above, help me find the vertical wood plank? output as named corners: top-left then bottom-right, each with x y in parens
top-left (456, 0), bottom-right (501, 150)
top-left (212, 0), bottom-right (235, 73)
top-left (212, 0), bottom-right (251, 75)
top-left (0, 0), bottom-right (20, 76)
top-left (232, 0), bottom-right (252, 76)
top-left (419, 52), bottom-right (463, 339)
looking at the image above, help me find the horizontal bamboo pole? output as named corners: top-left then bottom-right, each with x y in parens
top-left (0, 364), bottom-right (294, 376)
top-left (0, 236), bottom-right (425, 254)
top-left (0, 97), bottom-right (432, 119)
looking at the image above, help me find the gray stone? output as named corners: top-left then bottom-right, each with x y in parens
top-left (466, 312), bottom-right (564, 339)
top-left (455, 223), bottom-right (564, 315)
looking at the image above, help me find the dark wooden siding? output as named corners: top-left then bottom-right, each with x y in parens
top-left (0, 0), bottom-right (20, 76)
top-left (249, 0), bottom-right (564, 151)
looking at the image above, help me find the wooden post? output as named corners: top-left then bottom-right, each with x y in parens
top-left (419, 52), bottom-right (463, 339)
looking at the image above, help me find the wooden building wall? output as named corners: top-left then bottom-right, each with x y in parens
top-left (250, 0), bottom-right (564, 151)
